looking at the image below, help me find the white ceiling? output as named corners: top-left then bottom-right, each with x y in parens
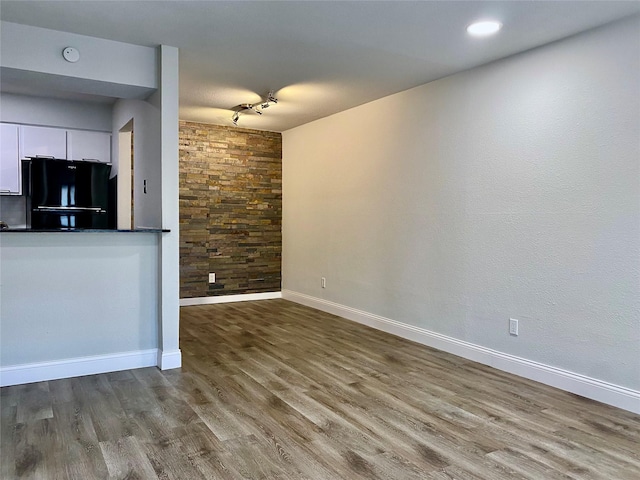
top-left (1, 1), bottom-right (639, 132)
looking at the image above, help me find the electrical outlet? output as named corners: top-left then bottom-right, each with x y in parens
top-left (321, 277), bottom-right (326, 288)
top-left (208, 273), bottom-right (216, 283)
top-left (509, 318), bottom-right (519, 336)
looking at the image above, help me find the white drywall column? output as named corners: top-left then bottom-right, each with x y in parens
top-left (157, 45), bottom-right (182, 369)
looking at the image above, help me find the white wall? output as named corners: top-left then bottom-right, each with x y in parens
top-left (112, 98), bottom-right (162, 229)
top-left (0, 233), bottom-right (158, 365)
top-left (0, 93), bottom-right (112, 132)
top-left (1, 21), bottom-right (156, 99)
top-left (283, 18), bottom-right (640, 391)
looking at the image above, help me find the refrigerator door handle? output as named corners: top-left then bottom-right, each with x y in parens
top-left (35, 206), bottom-right (106, 213)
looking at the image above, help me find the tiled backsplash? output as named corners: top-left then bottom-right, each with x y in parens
top-left (0, 196), bottom-right (27, 228)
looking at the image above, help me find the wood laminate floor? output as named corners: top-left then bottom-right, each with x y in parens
top-left (1, 299), bottom-right (639, 479)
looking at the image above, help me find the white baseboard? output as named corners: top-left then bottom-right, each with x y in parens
top-left (157, 349), bottom-right (182, 370)
top-left (180, 291), bottom-right (282, 306)
top-left (0, 349), bottom-right (159, 387)
top-left (282, 290), bottom-right (640, 415)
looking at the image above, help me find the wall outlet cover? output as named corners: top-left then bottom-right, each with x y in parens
top-left (509, 318), bottom-right (519, 336)
top-left (208, 273), bottom-right (216, 283)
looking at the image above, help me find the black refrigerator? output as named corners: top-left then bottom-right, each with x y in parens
top-left (26, 157), bottom-right (112, 229)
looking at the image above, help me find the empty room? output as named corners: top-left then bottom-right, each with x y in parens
top-left (0, 1), bottom-right (638, 479)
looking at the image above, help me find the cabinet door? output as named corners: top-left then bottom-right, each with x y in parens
top-left (20, 126), bottom-right (67, 159)
top-left (67, 130), bottom-right (111, 163)
top-left (0, 124), bottom-right (21, 194)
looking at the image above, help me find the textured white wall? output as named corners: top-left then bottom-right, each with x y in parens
top-left (0, 233), bottom-right (158, 365)
top-left (112, 98), bottom-right (162, 229)
top-left (1, 21), bottom-right (156, 92)
top-left (283, 18), bottom-right (640, 389)
top-left (0, 93), bottom-right (112, 131)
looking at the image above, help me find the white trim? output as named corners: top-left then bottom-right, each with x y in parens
top-left (180, 291), bottom-right (282, 306)
top-left (157, 349), bottom-right (182, 370)
top-left (0, 349), bottom-right (158, 387)
top-left (282, 290), bottom-right (640, 414)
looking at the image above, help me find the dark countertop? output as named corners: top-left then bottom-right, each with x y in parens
top-left (1, 228), bottom-right (170, 233)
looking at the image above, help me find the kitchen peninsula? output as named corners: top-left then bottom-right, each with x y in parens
top-left (0, 21), bottom-right (181, 386)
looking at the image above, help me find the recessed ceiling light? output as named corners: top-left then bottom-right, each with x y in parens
top-left (467, 20), bottom-right (502, 37)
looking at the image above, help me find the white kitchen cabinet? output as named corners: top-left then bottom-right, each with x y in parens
top-left (67, 130), bottom-right (111, 163)
top-left (20, 125), bottom-right (67, 159)
top-left (0, 123), bottom-right (21, 194)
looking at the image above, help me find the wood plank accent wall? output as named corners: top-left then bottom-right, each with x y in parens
top-left (179, 121), bottom-right (282, 298)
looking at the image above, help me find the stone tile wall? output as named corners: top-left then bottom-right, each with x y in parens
top-left (179, 121), bottom-right (282, 298)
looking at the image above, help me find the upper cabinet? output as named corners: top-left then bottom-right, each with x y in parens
top-left (20, 125), bottom-right (67, 159)
top-left (19, 125), bottom-right (111, 163)
top-left (67, 130), bottom-right (111, 163)
top-left (0, 124), bottom-right (21, 194)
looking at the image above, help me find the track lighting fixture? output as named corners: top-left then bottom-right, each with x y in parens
top-left (232, 91), bottom-right (278, 125)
